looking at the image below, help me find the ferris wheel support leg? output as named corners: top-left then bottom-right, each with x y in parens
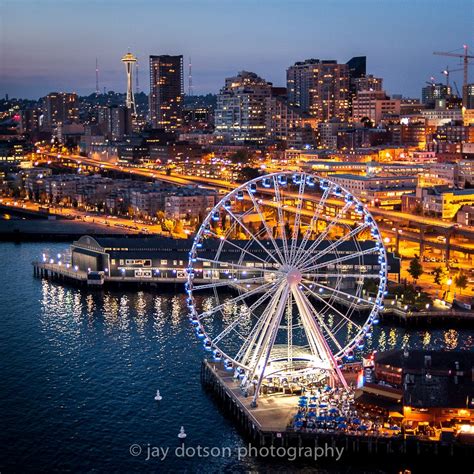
top-left (292, 286), bottom-right (349, 391)
top-left (250, 285), bottom-right (290, 408)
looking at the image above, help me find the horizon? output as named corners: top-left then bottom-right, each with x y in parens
top-left (0, 0), bottom-right (472, 100)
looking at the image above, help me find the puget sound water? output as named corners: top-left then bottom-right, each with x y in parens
top-left (1, 242), bottom-right (473, 473)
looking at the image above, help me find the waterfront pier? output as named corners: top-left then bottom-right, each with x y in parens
top-left (200, 359), bottom-right (474, 460)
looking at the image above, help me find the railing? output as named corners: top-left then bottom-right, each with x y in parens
top-left (32, 261), bottom-right (88, 281)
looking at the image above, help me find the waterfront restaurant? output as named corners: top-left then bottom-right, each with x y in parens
top-left (70, 235), bottom-right (400, 283)
top-left (361, 350), bottom-right (474, 435)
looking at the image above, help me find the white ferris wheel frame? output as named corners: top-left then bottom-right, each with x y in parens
top-left (186, 171), bottom-right (388, 399)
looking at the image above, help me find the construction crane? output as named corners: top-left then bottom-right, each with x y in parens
top-left (453, 81), bottom-right (461, 98)
top-left (434, 45), bottom-right (473, 105)
top-left (441, 66), bottom-right (463, 88)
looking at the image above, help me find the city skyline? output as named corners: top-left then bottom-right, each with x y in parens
top-left (1, 0), bottom-right (472, 99)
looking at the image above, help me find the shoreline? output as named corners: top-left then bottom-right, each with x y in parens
top-left (0, 218), bottom-right (139, 242)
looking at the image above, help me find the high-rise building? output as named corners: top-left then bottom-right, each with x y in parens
top-left (354, 75), bottom-right (383, 92)
top-left (265, 95), bottom-right (316, 146)
top-left (20, 108), bottom-right (40, 136)
top-left (346, 56), bottom-right (366, 80)
top-left (352, 90), bottom-right (400, 125)
top-left (149, 55), bottom-right (183, 131)
top-left (346, 56), bottom-right (367, 105)
top-left (97, 105), bottom-right (131, 140)
top-left (464, 83), bottom-right (474, 109)
top-left (421, 83), bottom-right (451, 107)
top-left (110, 106), bottom-right (132, 140)
top-left (287, 59), bottom-right (350, 122)
top-left (41, 92), bottom-right (78, 131)
top-left (214, 71), bottom-right (273, 143)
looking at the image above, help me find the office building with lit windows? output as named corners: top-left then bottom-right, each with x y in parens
top-left (464, 83), bottom-right (474, 109)
top-left (214, 71), bottom-right (273, 143)
top-left (352, 90), bottom-right (401, 125)
top-left (41, 92), bottom-right (79, 131)
top-left (149, 55), bottom-right (184, 131)
top-left (421, 83), bottom-right (451, 107)
top-left (287, 59), bottom-right (350, 122)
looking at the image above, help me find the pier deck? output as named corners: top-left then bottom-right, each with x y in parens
top-left (205, 360), bottom-right (297, 432)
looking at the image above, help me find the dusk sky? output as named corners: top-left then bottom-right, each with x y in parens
top-left (1, 0), bottom-right (472, 99)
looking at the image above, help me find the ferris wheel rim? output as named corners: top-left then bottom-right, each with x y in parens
top-left (186, 171), bottom-right (388, 377)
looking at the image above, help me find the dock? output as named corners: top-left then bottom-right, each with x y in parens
top-left (32, 260), bottom-right (474, 326)
top-left (200, 359), bottom-right (474, 460)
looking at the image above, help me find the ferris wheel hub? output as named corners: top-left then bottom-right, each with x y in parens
top-left (286, 268), bottom-right (302, 287)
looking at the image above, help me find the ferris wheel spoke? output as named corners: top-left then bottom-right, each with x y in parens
top-left (299, 223), bottom-right (371, 270)
top-left (296, 285), bottom-right (344, 352)
top-left (302, 278), bottom-right (373, 306)
top-left (248, 284), bottom-right (290, 400)
top-left (238, 286), bottom-right (285, 367)
top-left (289, 178), bottom-right (306, 264)
top-left (212, 292), bottom-right (270, 346)
top-left (197, 279), bottom-right (281, 321)
top-left (237, 282), bottom-right (286, 367)
top-left (331, 317), bottom-right (359, 339)
top-left (286, 291), bottom-right (293, 369)
top-left (302, 273), bottom-right (380, 279)
top-left (291, 185), bottom-right (332, 266)
top-left (196, 257), bottom-right (279, 274)
top-left (302, 245), bottom-right (379, 273)
top-left (214, 281), bottom-right (281, 349)
top-left (293, 201), bottom-right (353, 268)
top-left (207, 229), bottom-right (276, 266)
top-left (246, 187), bottom-right (285, 263)
top-left (272, 176), bottom-right (290, 263)
top-left (300, 281), bottom-right (362, 332)
top-left (218, 204), bottom-right (260, 248)
top-left (223, 208), bottom-right (281, 265)
top-left (292, 286), bottom-right (348, 389)
top-left (192, 275), bottom-right (269, 291)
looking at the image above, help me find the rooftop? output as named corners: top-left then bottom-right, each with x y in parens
top-left (375, 350), bottom-right (474, 409)
top-left (328, 174), bottom-right (415, 181)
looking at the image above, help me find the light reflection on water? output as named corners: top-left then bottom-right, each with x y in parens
top-left (38, 280), bottom-right (473, 355)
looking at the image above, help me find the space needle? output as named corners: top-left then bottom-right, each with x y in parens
top-left (121, 51), bottom-right (137, 116)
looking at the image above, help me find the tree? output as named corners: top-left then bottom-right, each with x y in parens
top-left (413, 202), bottom-right (424, 216)
top-left (173, 220), bottom-right (184, 235)
top-left (408, 255), bottom-right (423, 283)
top-left (363, 278), bottom-right (379, 295)
top-left (432, 266), bottom-right (445, 287)
top-left (454, 273), bottom-right (468, 295)
top-left (156, 211), bottom-right (165, 223)
top-left (360, 116), bottom-right (374, 128)
top-left (230, 149), bottom-right (252, 165)
top-left (239, 166), bottom-right (260, 183)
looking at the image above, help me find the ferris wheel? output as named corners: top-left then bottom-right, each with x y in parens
top-left (186, 172), bottom-right (387, 403)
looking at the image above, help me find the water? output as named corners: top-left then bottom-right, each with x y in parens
top-left (1, 242), bottom-right (473, 473)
